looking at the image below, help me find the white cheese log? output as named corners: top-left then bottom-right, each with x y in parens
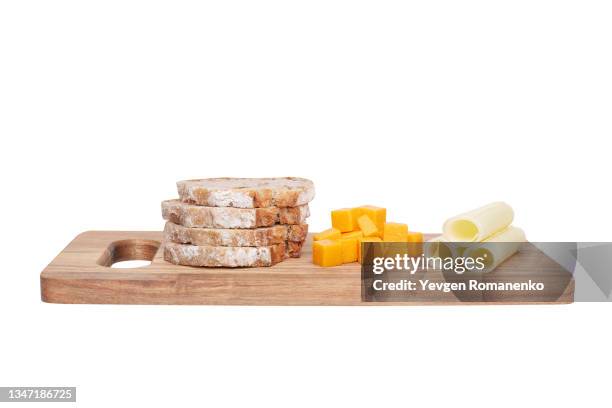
top-left (442, 202), bottom-right (514, 242)
top-left (424, 236), bottom-right (467, 259)
top-left (462, 226), bottom-right (526, 273)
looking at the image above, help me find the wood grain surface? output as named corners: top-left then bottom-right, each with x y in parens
top-left (40, 231), bottom-right (574, 305)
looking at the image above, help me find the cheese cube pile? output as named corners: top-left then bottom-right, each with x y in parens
top-left (312, 205), bottom-right (423, 267)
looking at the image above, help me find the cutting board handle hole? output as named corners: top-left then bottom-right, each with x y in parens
top-left (97, 239), bottom-right (161, 269)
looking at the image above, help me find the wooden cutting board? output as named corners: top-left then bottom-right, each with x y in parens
top-left (40, 231), bottom-right (574, 305)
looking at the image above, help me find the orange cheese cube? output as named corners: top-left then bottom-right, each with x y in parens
top-left (341, 231), bottom-right (363, 240)
top-left (340, 226), bottom-right (365, 264)
top-left (357, 215), bottom-right (378, 237)
top-left (331, 208), bottom-right (355, 232)
top-left (383, 222), bottom-right (409, 242)
top-left (357, 236), bottom-right (382, 263)
top-left (406, 231), bottom-right (423, 243)
top-left (357, 205), bottom-right (386, 237)
top-left (406, 231), bottom-right (424, 256)
top-left (351, 207), bottom-right (364, 227)
top-left (313, 239), bottom-right (343, 267)
top-left (313, 228), bottom-right (341, 241)
top-left (383, 241), bottom-right (409, 258)
top-left (340, 237), bottom-right (358, 263)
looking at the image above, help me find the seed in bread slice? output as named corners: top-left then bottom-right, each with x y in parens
top-left (162, 199), bottom-right (309, 228)
top-left (163, 241), bottom-right (286, 267)
top-left (177, 177), bottom-right (315, 208)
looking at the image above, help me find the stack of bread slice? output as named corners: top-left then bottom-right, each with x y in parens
top-left (162, 177), bottom-right (315, 267)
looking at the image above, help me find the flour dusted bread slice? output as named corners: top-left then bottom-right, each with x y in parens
top-left (164, 241), bottom-right (287, 267)
top-left (287, 223), bottom-right (308, 242)
top-left (287, 240), bottom-right (305, 258)
top-left (285, 227), bottom-right (308, 258)
top-left (162, 199), bottom-right (277, 228)
top-left (164, 222), bottom-right (308, 247)
top-left (279, 205), bottom-right (310, 225)
top-left (162, 200), bottom-right (309, 228)
top-left (164, 222), bottom-right (280, 247)
top-left (177, 177), bottom-right (315, 208)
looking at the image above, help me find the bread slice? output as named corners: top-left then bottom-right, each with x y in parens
top-left (279, 205), bottom-right (310, 225)
top-left (164, 221), bottom-right (284, 247)
top-left (164, 222), bottom-right (308, 247)
top-left (287, 240), bottom-right (305, 258)
top-left (177, 177), bottom-right (315, 208)
top-left (163, 241), bottom-right (286, 267)
top-left (286, 223), bottom-right (308, 242)
top-left (162, 199), bottom-right (276, 228)
top-left (162, 199), bottom-right (309, 228)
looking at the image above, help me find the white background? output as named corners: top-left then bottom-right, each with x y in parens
top-left (1, 0), bottom-right (611, 406)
